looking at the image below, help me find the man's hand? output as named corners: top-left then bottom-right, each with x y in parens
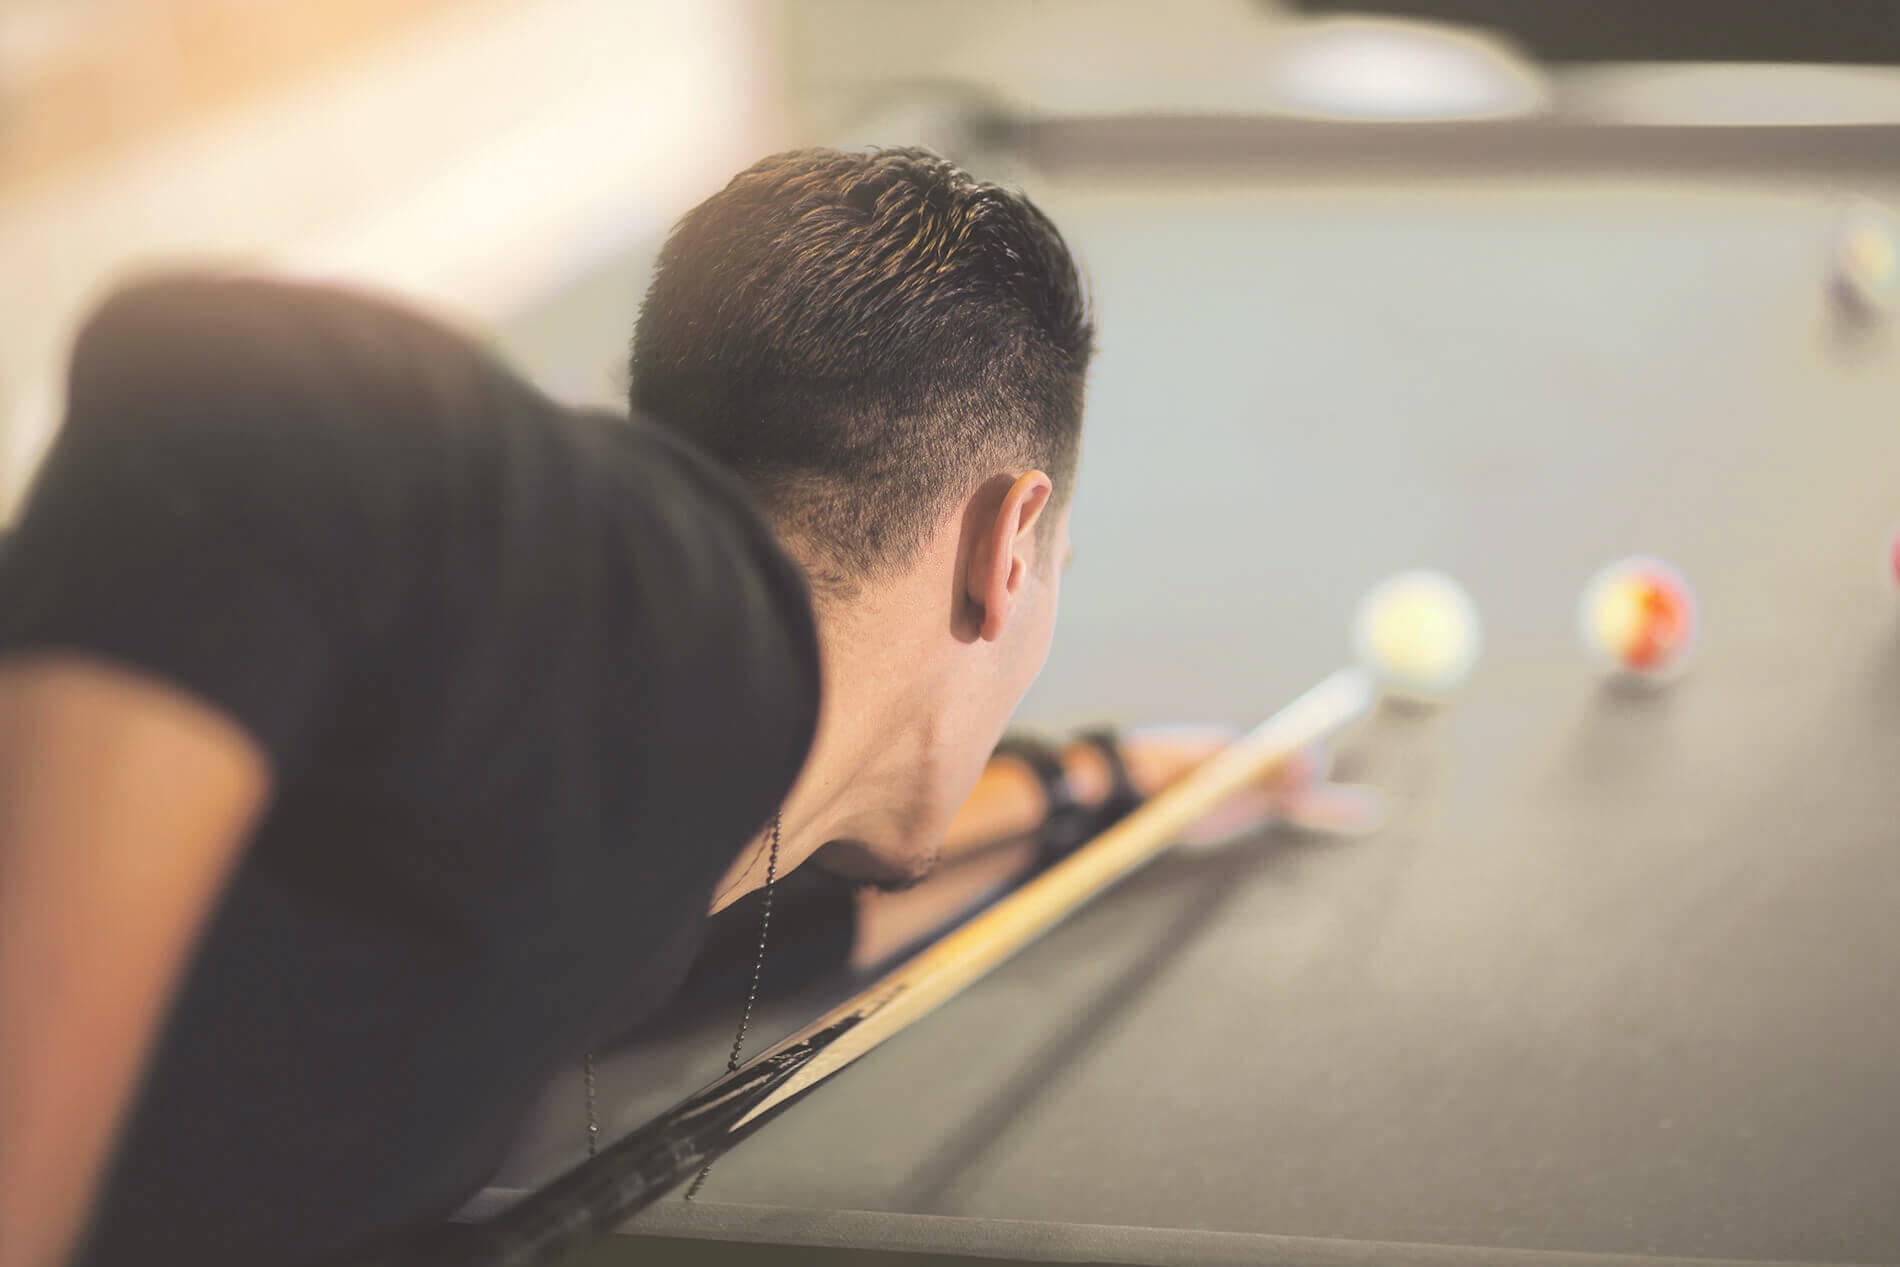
top-left (1079, 725), bottom-right (1385, 850)
top-left (0, 656), bottom-right (268, 1267)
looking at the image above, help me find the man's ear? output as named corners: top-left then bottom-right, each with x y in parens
top-left (965, 471), bottom-right (1054, 643)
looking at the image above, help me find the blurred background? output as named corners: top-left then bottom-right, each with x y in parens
top-left (3, 0), bottom-right (1897, 724)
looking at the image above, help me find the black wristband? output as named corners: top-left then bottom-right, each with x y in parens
top-left (1072, 726), bottom-right (1143, 829)
top-left (991, 733), bottom-right (1096, 866)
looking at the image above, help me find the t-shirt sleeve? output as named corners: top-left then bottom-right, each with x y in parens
top-left (0, 276), bottom-right (419, 768)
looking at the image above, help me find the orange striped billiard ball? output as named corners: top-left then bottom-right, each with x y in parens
top-left (1578, 555), bottom-right (1699, 684)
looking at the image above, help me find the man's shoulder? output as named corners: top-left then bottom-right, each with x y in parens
top-left (68, 273), bottom-right (528, 449)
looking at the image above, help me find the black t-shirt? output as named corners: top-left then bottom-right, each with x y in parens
top-left (0, 277), bottom-right (824, 1265)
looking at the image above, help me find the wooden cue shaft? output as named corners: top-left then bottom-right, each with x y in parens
top-left (437, 665), bottom-right (1377, 1267)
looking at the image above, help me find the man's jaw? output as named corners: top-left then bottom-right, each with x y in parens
top-left (809, 836), bottom-right (944, 893)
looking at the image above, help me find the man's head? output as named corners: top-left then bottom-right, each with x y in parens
top-left (632, 147), bottom-right (1094, 889)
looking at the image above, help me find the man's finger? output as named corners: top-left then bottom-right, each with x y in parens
top-left (1172, 780), bottom-right (1386, 851)
top-left (1274, 782), bottom-right (1387, 837)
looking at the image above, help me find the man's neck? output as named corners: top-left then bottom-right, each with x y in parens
top-left (708, 580), bottom-right (947, 913)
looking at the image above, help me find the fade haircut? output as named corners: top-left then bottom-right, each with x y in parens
top-left (630, 147), bottom-right (1095, 598)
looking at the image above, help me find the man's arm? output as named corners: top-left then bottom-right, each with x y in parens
top-left (852, 726), bottom-right (1387, 970)
top-left (851, 729), bottom-right (1276, 964)
top-left (0, 656), bottom-right (269, 1267)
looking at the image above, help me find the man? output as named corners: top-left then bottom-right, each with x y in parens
top-left (0, 148), bottom-right (1356, 1267)
top-left (620, 148), bottom-right (1367, 994)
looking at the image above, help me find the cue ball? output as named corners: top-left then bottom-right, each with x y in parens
top-left (1351, 569), bottom-right (1482, 701)
top-left (1578, 555), bottom-right (1698, 684)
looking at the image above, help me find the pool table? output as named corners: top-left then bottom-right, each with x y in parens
top-left (482, 117), bottom-right (1900, 1266)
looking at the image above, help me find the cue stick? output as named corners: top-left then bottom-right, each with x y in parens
top-left (426, 665), bottom-right (1379, 1267)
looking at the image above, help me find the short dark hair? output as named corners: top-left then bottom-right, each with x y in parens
top-left (630, 147), bottom-right (1094, 597)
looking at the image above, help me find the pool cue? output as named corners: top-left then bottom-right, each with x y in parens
top-left (431, 665), bottom-right (1379, 1267)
